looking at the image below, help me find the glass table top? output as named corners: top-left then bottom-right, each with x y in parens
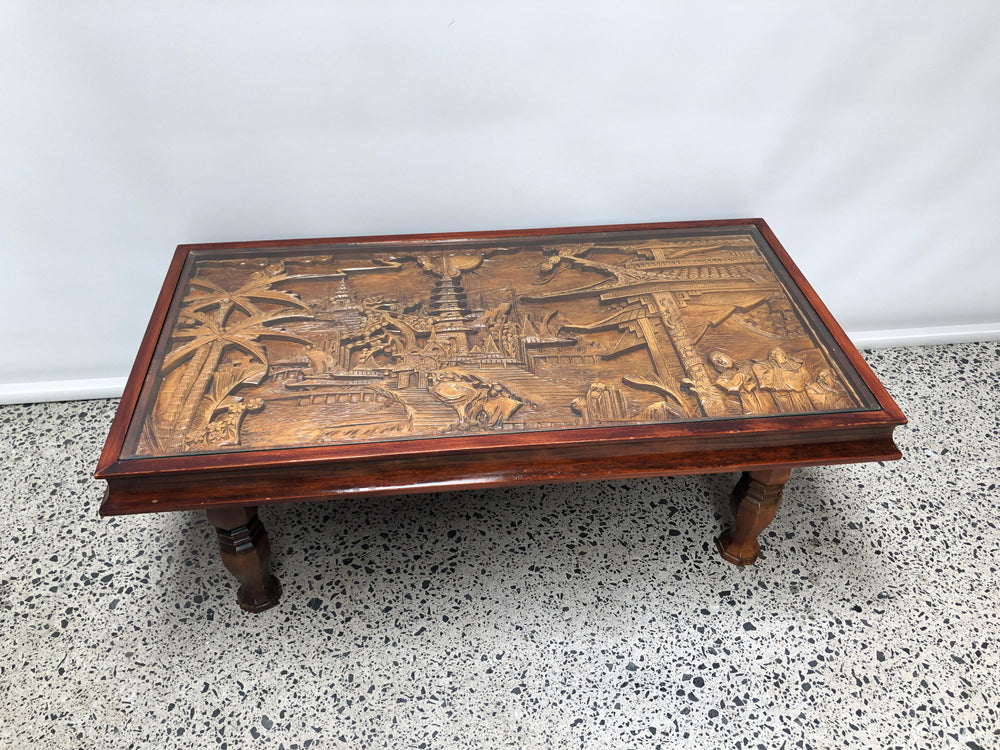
top-left (120, 224), bottom-right (878, 459)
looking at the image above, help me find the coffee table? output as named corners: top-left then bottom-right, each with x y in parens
top-left (95, 219), bottom-right (905, 612)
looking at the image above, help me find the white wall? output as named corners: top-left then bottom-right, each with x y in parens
top-left (2, 1), bottom-right (999, 401)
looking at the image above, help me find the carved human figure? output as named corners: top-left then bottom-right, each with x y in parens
top-left (708, 351), bottom-right (775, 415)
top-left (571, 381), bottom-right (630, 424)
top-left (807, 369), bottom-right (852, 411)
top-left (752, 348), bottom-right (813, 413)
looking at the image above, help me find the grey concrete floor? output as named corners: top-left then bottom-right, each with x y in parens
top-left (2, 342), bottom-right (998, 749)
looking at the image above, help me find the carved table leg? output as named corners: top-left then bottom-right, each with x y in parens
top-left (716, 468), bottom-right (792, 566)
top-left (206, 506), bottom-right (282, 612)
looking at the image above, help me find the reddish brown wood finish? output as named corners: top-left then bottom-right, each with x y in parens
top-left (98, 430), bottom-right (899, 516)
top-left (716, 468), bottom-right (792, 565)
top-left (94, 219), bottom-right (906, 609)
top-left (206, 506), bottom-right (281, 612)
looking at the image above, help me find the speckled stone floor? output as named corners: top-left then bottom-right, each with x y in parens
top-left (2, 342), bottom-right (998, 749)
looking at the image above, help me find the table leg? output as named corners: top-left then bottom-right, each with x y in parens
top-left (715, 468), bottom-right (792, 566)
top-left (206, 506), bottom-right (282, 612)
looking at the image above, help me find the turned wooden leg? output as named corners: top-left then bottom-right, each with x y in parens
top-left (716, 468), bottom-right (792, 566)
top-left (206, 506), bottom-right (282, 612)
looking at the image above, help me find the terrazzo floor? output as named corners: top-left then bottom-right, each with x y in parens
top-left (2, 341), bottom-right (998, 749)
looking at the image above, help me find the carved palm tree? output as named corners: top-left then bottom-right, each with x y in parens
top-left (155, 272), bottom-right (314, 451)
top-left (185, 359), bottom-right (268, 449)
top-left (183, 273), bottom-right (312, 317)
top-left (159, 307), bottom-right (311, 450)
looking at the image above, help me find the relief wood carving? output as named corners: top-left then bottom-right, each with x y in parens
top-left (123, 228), bottom-right (873, 458)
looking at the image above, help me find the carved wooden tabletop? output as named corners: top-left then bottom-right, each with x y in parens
top-left (96, 219), bottom-right (905, 611)
top-left (117, 223), bottom-right (878, 458)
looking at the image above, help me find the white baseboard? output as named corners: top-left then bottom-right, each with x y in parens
top-left (847, 322), bottom-right (1000, 349)
top-left (0, 377), bottom-right (128, 406)
top-left (1, 324), bottom-right (998, 405)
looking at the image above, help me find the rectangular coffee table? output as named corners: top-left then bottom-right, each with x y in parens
top-left (96, 219), bottom-right (905, 612)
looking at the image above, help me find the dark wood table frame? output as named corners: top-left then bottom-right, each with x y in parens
top-left (95, 219), bottom-right (905, 612)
